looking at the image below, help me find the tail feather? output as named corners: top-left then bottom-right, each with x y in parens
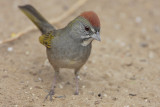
top-left (19, 5), bottom-right (54, 34)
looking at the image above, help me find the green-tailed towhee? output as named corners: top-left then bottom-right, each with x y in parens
top-left (19, 5), bottom-right (101, 101)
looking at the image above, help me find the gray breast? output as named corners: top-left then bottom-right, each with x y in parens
top-left (46, 35), bottom-right (92, 69)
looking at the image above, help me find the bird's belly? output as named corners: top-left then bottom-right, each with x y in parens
top-left (46, 44), bottom-right (91, 69)
top-left (54, 59), bottom-right (83, 68)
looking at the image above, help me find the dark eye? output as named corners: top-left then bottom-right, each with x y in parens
top-left (85, 26), bottom-right (90, 31)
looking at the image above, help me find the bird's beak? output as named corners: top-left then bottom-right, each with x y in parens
top-left (91, 32), bottom-right (101, 41)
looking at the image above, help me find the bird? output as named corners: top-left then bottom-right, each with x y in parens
top-left (19, 5), bottom-right (101, 101)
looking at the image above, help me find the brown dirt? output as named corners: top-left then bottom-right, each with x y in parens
top-left (0, 0), bottom-right (160, 106)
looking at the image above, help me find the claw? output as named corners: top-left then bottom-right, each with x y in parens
top-left (43, 89), bottom-right (54, 102)
top-left (74, 91), bottom-right (79, 95)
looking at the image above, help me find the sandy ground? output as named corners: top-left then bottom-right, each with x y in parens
top-left (0, 0), bottom-right (160, 106)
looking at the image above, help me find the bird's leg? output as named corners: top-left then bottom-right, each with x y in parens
top-left (44, 68), bottom-right (59, 102)
top-left (74, 69), bottom-right (80, 95)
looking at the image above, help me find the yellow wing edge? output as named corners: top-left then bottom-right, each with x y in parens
top-left (39, 31), bottom-right (54, 48)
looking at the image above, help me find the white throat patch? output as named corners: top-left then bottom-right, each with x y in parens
top-left (81, 38), bottom-right (94, 46)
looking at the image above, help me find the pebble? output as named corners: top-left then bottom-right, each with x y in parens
top-left (77, 76), bottom-right (81, 80)
top-left (34, 86), bottom-right (42, 89)
top-left (122, 58), bottom-right (132, 66)
top-left (91, 60), bottom-right (95, 64)
top-left (3, 69), bottom-right (8, 73)
top-left (7, 47), bottom-right (13, 52)
top-left (141, 28), bottom-right (147, 34)
top-left (135, 16), bottom-right (142, 23)
top-left (38, 77), bottom-right (42, 81)
top-left (114, 24), bottom-right (121, 30)
top-left (103, 94), bottom-right (107, 97)
top-left (72, 96), bottom-right (76, 100)
top-left (32, 93), bottom-right (35, 96)
top-left (44, 59), bottom-right (50, 67)
top-left (129, 93), bottom-right (137, 96)
top-left (149, 51), bottom-right (154, 59)
top-left (140, 42), bottom-right (148, 48)
top-left (82, 85), bottom-right (86, 89)
top-left (59, 84), bottom-right (63, 89)
top-left (145, 99), bottom-right (148, 102)
top-left (120, 42), bottom-right (126, 47)
top-left (34, 77), bottom-right (43, 82)
top-left (94, 100), bottom-right (100, 105)
top-left (83, 65), bottom-right (87, 70)
top-left (25, 51), bottom-right (30, 55)
top-left (26, 81), bottom-right (29, 84)
top-left (154, 25), bottom-right (160, 33)
top-left (120, 12), bottom-right (126, 19)
top-left (115, 39), bottom-right (126, 47)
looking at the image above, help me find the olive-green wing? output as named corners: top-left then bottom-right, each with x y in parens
top-left (39, 31), bottom-right (54, 48)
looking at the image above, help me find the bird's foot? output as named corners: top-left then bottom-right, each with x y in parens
top-left (74, 91), bottom-right (79, 95)
top-left (43, 89), bottom-right (54, 102)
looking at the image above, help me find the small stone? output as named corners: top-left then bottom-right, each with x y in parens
top-left (26, 81), bottom-right (29, 84)
top-left (34, 86), bottom-right (42, 89)
top-left (65, 81), bottom-right (70, 85)
top-left (120, 42), bottom-right (126, 47)
top-left (140, 42), bottom-right (148, 48)
top-left (123, 58), bottom-right (132, 66)
top-left (2, 75), bottom-right (9, 78)
top-left (88, 91), bottom-right (94, 95)
top-left (139, 59), bottom-right (147, 62)
top-left (142, 28), bottom-right (147, 34)
top-left (114, 24), bottom-right (121, 30)
top-left (38, 77), bottom-right (42, 81)
top-left (145, 99), bottom-right (148, 102)
top-left (25, 51), bottom-right (30, 55)
top-left (124, 105), bottom-right (130, 107)
top-left (135, 16), bottom-right (142, 23)
top-left (14, 105), bottom-right (18, 107)
top-left (83, 66), bottom-right (87, 70)
top-left (44, 59), bottom-right (50, 67)
top-left (103, 94), bottom-right (107, 97)
top-left (82, 85), bottom-right (86, 89)
top-left (94, 100), bottom-right (100, 105)
top-left (77, 76), bottom-right (81, 80)
top-left (112, 97), bottom-right (118, 101)
top-left (120, 12), bottom-right (126, 19)
top-left (154, 25), bottom-right (160, 33)
top-left (34, 77), bottom-right (43, 82)
top-left (130, 76), bottom-right (136, 80)
top-left (91, 60), bottom-right (95, 64)
top-left (129, 93), bottom-right (137, 96)
top-left (7, 47), bottom-right (13, 52)
top-left (59, 84), bottom-right (63, 89)
top-left (30, 87), bottom-right (32, 90)
top-left (3, 69), bottom-right (8, 73)
top-left (149, 51), bottom-right (154, 59)
top-left (72, 96), bottom-right (76, 100)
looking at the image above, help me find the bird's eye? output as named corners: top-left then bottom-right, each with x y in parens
top-left (85, 26), bottom-right (90, 31)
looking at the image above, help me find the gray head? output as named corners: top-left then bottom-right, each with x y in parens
top-left (66, 11), bottom-right (101, 46)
